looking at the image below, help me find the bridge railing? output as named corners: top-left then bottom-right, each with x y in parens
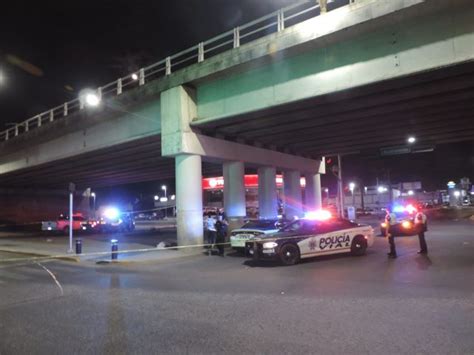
top-left (0, 0), bottom-right (355, 142)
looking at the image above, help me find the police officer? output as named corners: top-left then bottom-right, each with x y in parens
top-left (385, 208), bottom-right (398, 258)
top-left (415, 210), bottom-right (428, 254)
top-left (215, 214), bottom-right (228, 257)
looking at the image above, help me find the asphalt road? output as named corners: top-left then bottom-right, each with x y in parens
top-left (1, 220), bottom-right (473, 354)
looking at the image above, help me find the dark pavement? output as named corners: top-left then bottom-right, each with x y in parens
top-left (1, 220), bottom-right (473, 354)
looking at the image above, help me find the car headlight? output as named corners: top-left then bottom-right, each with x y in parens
top-left (262, 242), bottom-right (278, 249)
top-left (381, 222), bottom-right (387, 228)
top-left (401, 221), bottom-right (411, 229)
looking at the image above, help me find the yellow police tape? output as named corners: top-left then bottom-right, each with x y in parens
top-left (0, 241), bottom-right (232, 266)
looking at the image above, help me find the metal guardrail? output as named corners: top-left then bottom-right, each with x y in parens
top-left (0, 0), bottom-right (354, 142)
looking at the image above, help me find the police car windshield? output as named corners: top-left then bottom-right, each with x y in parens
top-left (242, 220), bottom-right (277, 230)
top-left (280, 219), bottom-right (317, 232)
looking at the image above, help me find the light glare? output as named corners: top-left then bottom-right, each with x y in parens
top-left (104, 207), bottom-right (120, 220)
top-left (86, 93), bottom-right (100, 106)
top-left (305, 210), bottom-right (332, 221)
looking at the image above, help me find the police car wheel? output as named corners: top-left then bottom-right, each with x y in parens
top-left (351, 236), bottom-right (367, 256)
top-left (279, 244), bottom-right (300, 266)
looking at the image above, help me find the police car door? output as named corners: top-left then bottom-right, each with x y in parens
top-left (296, 220), bottom-right (320, 257)
top-left (305, 221), bottom-right (352, 258)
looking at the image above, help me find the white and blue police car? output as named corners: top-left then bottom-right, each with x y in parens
top-left (245, 211), bottom-right (374, 266)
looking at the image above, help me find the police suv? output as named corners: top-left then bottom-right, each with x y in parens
top-left (245, 214), bottom-right (374, 266)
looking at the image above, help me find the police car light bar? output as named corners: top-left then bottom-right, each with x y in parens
top-left (304, 210), bottom-right (332, 221)
top-left (393, 205), bottom-right (405, 213)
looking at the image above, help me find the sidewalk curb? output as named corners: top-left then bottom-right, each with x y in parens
top-left (0, 248), bottom-right (80, 263)
top-left (0, 247), bottom-right (207, 265)
top-left (93, 250), bottom-right (205, 266)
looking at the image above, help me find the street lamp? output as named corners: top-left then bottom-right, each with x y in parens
top-left (407, 136), bottom-right (416, 144)
top-left (408, 190), bottom-right (414, 196)
top-left (80, 89), bottom-right (101, 107)
top-left (154, 195), bottom-right (159, 201)
top-left (86, 93), bottom-right (100, 107)
top-left (131, 73), bottom-right (138, 81)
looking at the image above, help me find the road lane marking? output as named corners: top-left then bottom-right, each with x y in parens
top-left (36, 262), bottom-right (64, 296)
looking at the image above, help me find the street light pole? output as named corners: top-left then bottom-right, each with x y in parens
top-left (337, 155), bottom-right (344, 219)
top-left (68, 183), bottom-right (75, 253)
top-left (91, 192), bottom-right (96, 218)
top-left (162, 185), bottom-right (167, 218)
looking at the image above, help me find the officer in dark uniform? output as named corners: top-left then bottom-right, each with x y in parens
top-left (215, 213), bottom-right (228, 257)
top-left (385, 208), bottom-right (398, 258)
top-left (415, 211), bottom-right (428, 254)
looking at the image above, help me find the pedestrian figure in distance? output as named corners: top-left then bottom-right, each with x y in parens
top-left (415, 210), bottom-right (428, 254)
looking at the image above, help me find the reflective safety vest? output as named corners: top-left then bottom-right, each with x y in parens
top-left (415, 212), bottom-right (427, 225)
top-left (385, 212), bottom-right (397, 226)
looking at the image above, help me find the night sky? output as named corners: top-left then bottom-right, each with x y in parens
top-left (1, 0), bottom-right (472, 193)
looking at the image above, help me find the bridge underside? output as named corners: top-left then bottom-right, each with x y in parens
top-left (194, 62), bottom-right (474, 157)
top-left (2, 62), bottom-right (473, 189)
top-left (0, 136), bottom-right (221, 189)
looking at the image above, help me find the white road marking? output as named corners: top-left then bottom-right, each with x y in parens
top-left (36, 262), bottom-right (64, 296)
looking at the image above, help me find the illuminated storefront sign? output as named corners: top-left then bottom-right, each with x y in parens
top-left (202, 175), bottom-right (306, 190)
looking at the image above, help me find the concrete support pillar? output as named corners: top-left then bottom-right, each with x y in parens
top-left (283, 170), bottom-right (302, 219)
top-left (176, 154), bottom-right (203, 247)
top-left (223, 161), bottom-right (246, 233)
top-left (258, 166), bottom-right (278, 219)
top-left (304, 173), bottom-right (323, 211)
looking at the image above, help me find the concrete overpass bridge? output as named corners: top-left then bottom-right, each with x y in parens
top-left (1, 0), bottom-right (473, 244)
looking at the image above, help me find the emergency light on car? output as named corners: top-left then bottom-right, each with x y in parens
top-left (304, 210), bottom-right (332, 221)
top-left (104, 207), bottom-right (120, 220)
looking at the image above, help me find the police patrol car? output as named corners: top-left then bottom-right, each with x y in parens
top-left (380, 204), bottom-right (423, 237)
top-left (245, 211), bottom-right (374, 265)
